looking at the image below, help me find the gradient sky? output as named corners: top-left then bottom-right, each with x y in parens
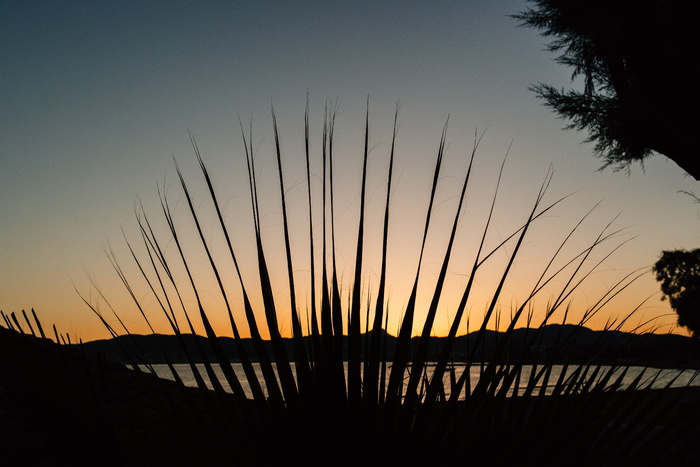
top-left (2, 0), bottom-right (698, 342)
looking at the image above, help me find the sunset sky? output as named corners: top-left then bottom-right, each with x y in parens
top-left (2, 0), bottom-right (698, 342)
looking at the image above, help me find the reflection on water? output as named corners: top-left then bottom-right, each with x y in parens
top-left (142, 362), bottom-right (699, 400)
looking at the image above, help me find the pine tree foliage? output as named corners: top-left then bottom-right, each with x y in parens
top-left (515, 0), bottom-right (700, 179)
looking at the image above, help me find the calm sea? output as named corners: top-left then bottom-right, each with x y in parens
top-left (142, 362), bottom-right (700, 400)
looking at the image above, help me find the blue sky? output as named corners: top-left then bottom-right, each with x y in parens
top-left (2, 0), bottom-right (698, 341)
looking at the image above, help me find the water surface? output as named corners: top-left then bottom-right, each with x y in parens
top-left (142, 362), bottom-right (699, 400)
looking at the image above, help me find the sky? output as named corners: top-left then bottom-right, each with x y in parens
top-left (2, 0), bottom-right (698, 342)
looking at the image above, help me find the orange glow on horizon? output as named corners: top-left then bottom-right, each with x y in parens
top-left (15, 107), bottom-right (689, 345)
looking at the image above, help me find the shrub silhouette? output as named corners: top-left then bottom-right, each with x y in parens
top-left (2, 102), bottom-right (698, 466)
top-left (654, 249), bottom-right (700, 339)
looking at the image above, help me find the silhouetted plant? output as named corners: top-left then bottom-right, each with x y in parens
top-left (654, 249), bottom-right (700, 339)
top-left (515, 0), bottom-right (700, 179)
top-left (87, 102), bottom-right (700, 465)
top-left (2, 101), bottom-right (698, 466)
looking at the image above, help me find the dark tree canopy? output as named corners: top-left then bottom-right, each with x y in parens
top-left (516, 0), bottom-right (700, 179)
top-left (653, 249), bottom-right (700, 338)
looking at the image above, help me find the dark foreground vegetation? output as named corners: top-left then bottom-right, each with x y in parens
top-left (2, 104), bottom-right (699, 465)
top-left (2, 320), bottom-right (699, 466)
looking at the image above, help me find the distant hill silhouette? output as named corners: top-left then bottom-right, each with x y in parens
top-left (77, 325), bottom-right (700, 369)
